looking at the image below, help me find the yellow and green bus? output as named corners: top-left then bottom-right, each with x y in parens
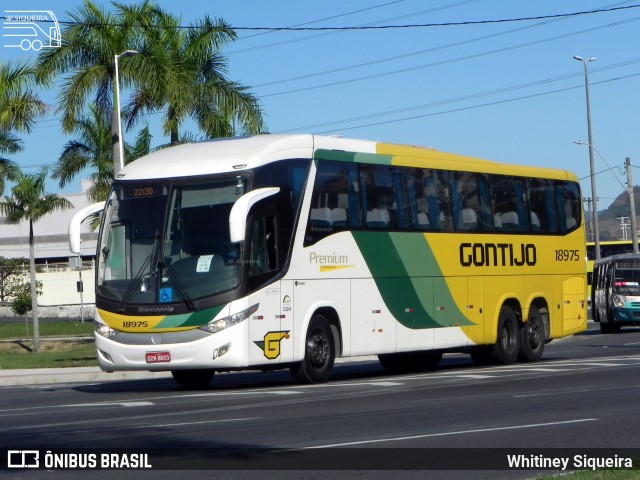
top-left (69, 134), bottom-right (587, 388)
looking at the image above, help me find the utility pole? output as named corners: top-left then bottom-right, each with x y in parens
top-left (574, 55), bottom-right (600, 259)
top-left (626, 157), bottom-right (639, 253)
top-left (583, 197), bottom-right (593, 241)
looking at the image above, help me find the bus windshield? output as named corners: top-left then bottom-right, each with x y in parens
top-left (614, 262), bottom-right (640, 296)
top-left (97, 177), bottom-right (246, 306)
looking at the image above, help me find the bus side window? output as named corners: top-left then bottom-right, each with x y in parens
top-left (491, 176), bottom-right (529, 233)
top-left (451, 172), bottom-right (491, 232)
top-left (360, 165), bottom-right (399, 229)
top-left (556, 181), bottom-right (581, 233)
top-left (305, 161), bottom-right (360, 245)
top-left (249, 214), bottom-right (278, 286)
top-left (528, 179), bottom-right (558, 234)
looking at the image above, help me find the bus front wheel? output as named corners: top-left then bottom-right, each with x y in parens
top-left (290, 314), bottom-right (336, 384)
top-left (490, 305), bottom-right (520, 364)
top-left (171, 369), bottom-right (215, 389)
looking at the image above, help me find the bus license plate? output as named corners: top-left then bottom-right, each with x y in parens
top-left (146, 351), bottom-right (171, 364)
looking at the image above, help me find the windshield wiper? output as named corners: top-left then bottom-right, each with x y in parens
top-left (117, 255), bottom-right (152, 312)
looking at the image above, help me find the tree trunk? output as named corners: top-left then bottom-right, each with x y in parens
top-left (29, 220), bottom-right (40, 353)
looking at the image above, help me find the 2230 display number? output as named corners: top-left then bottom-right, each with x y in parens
top-left (555, 249), bottom-right (581, 261)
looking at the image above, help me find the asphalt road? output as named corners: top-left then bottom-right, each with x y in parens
top-left (2, 322), bottom-right (640, 480)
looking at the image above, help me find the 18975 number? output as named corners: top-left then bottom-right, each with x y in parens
top-left (555, 249), bottom-right (580, 261)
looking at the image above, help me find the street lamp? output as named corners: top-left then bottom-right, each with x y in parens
top-left (114, 49), bottom-right (139, 175)
top-left (573, 55), bottom-right (599, 259)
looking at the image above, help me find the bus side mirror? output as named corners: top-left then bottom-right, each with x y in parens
top-left (69, 201), bottom-right (106, 254)
top-left (229, 187), bottom-right (280, 243)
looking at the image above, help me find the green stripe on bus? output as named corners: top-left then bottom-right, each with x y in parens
top-left (352, 231), bottom-right (474, 329)
top-left (154, 304), bottom-right (226, 329)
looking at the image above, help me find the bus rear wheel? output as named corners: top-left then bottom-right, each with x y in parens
top-left (490, 305), bottom-right (520, 364)
top-left (518, 306), bottom-right (545, 362)
top-left (290, 314), bottom-right (335, 384)
top-left (171, 369), bottom-right (215, 389)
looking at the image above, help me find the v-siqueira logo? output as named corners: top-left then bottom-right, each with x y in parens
top-left (3, 10), bottom-right (62, 51)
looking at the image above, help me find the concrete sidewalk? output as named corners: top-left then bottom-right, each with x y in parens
top-left (0, 366), bottom-right (173, 386)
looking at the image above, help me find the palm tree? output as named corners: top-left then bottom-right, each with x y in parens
top-left (0, 61), bottom-right (47, 195)
top-left (34, 0), bottom-right (160, 177)
top-left (125, 12), bottom-right (265, 144)
top-left (52, 104), bottom-right (113, 203)
top-left (0, 168), bottom-right (73, 352)
top-left (53, 104), bottom-right (153, 203)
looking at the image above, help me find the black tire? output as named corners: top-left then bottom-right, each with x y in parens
top-left (600, 319), bottom-right (614, 333)
top-left (290, 315), bottom-right (336, 384)
top-left (600, 309), bottom-right (616, 334)
top-left (518, 306), bottom-right (545, 362)
top-left (171, 369), bottom-right (215, 389)
top-left (490, 305), bottom-right (520, 364)
top-left (378, 351), bottom-right (443, 372)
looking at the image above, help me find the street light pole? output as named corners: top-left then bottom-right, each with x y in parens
top-left (626, 157), bottom-right (639, 253)
top-left (114, 50), bottom-right (138, 176)
top-left (574, 55), bottom-right (599, 259)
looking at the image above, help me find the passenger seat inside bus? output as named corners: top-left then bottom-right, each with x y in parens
top-left (498, 211), bottom-right (519, 231)
top-left (460, 208), bottom-right (478, 231)
top-left (366, 208), bottom-right (390, 228)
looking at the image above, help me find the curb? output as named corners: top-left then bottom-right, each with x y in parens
top-left (0, 367), bottom-right (172, 386)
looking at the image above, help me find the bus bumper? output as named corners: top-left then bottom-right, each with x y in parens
top-left (612, 307), bottom-right (640, 324)
top-left (94, 322), bottom-right (250, 372)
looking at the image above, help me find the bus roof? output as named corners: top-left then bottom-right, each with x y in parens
top-left (115, 134), bottom-right (578, 182)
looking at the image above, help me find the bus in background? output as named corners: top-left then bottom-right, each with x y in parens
top-left (586, 240), bottom-right (640, 301)
top-left (591, 253), bottom-right (640, 333)
top-left (69, 134), bottom-right (587, 389)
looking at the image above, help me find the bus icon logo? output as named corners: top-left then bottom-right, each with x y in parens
top-left (7, 450), bottom-right (40, 468)
top-left (3, 10), bottom-right (61, 51)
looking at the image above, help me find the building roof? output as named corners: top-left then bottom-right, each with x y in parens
top-left (0, 186), bottom-right (98, 261)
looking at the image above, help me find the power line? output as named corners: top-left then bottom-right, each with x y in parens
top-left (227, 0), bottom-right (480, 55)
top-left (6, 4), bottom-right (638, 31)
top-left (276, 58), bottom-right (640, 133)
top-left (230, 4), bottom-right (640, 31)
top-left (258, 16), bottom-right (640, 98)
top-left (278, 72), bottom-right (640, 136)
top-left (251, 0), bottom-right (636, 89)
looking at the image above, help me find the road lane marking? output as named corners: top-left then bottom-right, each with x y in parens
top-left (580, 362), bottom-right (628, 367)
top-left (59, 401), bottom-right (154, 408)
top-left (298, 418), bottom-right (598, 448)
top-left (132, 417), bottom-right (259, 429)
top-left (521, 368), bottom-right (568, 372)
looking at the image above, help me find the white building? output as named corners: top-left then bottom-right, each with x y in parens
top-left (0, 180), bottom-right (97, 319)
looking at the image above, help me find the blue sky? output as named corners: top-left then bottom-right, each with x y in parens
top-left (3, 0), bottom-right (640, 212)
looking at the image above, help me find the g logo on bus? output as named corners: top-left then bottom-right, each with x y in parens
top-left (255, 331), bottom-right (289, 359)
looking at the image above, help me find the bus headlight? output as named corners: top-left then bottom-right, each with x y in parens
top-left (611, 295), bottom-right (625, 308)
top-left (200, 304), bottom-right (259, 334)
top-left (95, 323), bottom-right (118, 338)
